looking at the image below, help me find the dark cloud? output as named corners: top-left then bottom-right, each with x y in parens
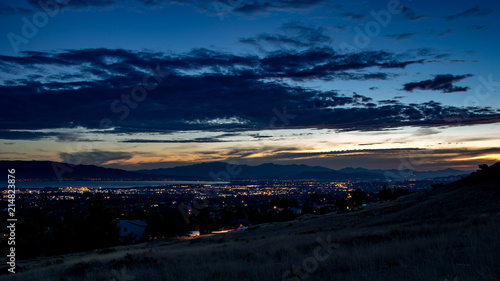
top-left (401, 7), bottom-right (427, 21)
top-left (378, 100), bottom-right (400, 105)
top-left (258, 48), bottom-right (423, 81)
top-left (248, 147), bottom-right (500, 170)
top-left (357, 142), bottom-right (384, 146)
top-left (214, 145), bottom-right (304, 160)
top-left (2, 47), bottom-right (423, 82)
top-left (27, 0), bottom-right (119, 10)
top-left (403, 74), bottom-right (473, 93)
top-left (352, 93), bottom-right (373, 103)
top-left (55, 133), bottom-right (103, 142)
top-left (121, 137), bottom-right (230, 143)
top-left (445, 6), bottom-right (493, 21)
top-left (341, 12), bottom-right (368, 20)
top-left (240, 22), bottom-right (331, 50)
top-left (0, 130), bottom-right (57, 140)
top-left (413, 128), bottom-right (440, 136)
top-left (1, 49), bottom-right (499, 140)
top-left (384, 32), bottom-right (417, 40)
top-left (466, 25), bottom-right (488, 31)
top-left (0, 2), bottom-right (33, 15)
top-left (59, 150), bottom-right (134, 166)
top-left (437, 29), bottom-right (454, 38)
top-left (4, 0), bottom-right (325, 15)
top-left (167, 0), bottom-right (326, 16)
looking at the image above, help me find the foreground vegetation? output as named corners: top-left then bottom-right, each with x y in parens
top-left (2, 164), bottom-right (499, 281)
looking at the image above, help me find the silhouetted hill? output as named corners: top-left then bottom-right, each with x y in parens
top-left (296, 167), bottom-right (469, 181)
top-left (0, 160), bottom-right (472, 181)
top-left (377, 162), bottom-right (500, 225)
top-left (0, 161), bottom-right (162, 181)
top-left (137, 162), bottom-right (469, 181)
top-left (137, 162), bottom-right (332, 179)
top-left (446, 162), bottom-right (500, 188)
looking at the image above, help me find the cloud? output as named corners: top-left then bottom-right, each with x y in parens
top-left (413, 128), bottom-right (440, 136)
top-left (27, 0), bottom-right (120, 11)
top-left (121, 137), bottom-right (231, 143)
top-left (59, 150), bottom-right (134, 166)
top-left (401, 7), bottom-right (427, 21)
top-left (466, 25), bottom-right (488, 31)
top-left (258, 48), bottom-right (423, 80)
top-left (341, 12), bottom-right (368, 20)
top-left (437, 29), bottom-right (454, 38)
top-left (211, 144), bottom-right (305, 160)
top-left (0, 2), bottom-right (33, 15)
top-left (445, 6), bottom-right (493, 21)
top-left (240, 22), bottom-right (331, 50)
top-left (384, 32), bottom-right (417, 40)
top-left (0, 130), bottom-right (57, 140)
top-left (1, 49), bottom-right (499, 139)
top-left (167, 0), bottom-right (326, 16)
top-left (403, 74), bottom-right (473, 93)
top-left (378, 100), bottom-right (400, 105)
top-left (55, 133), bottom-right (103, 142)
top-left (1, 47), bottom-right (424, 84)
top-left (251, 147), bottom-right (500, 170)
top-left (4, 0), bottom-right (325, 15)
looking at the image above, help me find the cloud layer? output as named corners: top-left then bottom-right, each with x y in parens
top-left (0, 48), bottom-right (498, 142)
top-left (445, 6), bottom-right (493, 21)
top-left (4, 0), bottom-right (326, 15)
top-left (403, 74), bottom-right (473, 93)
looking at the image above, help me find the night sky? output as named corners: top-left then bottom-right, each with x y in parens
top-left (1, 0), bottom-right (499, 171)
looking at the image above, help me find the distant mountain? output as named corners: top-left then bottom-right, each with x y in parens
top-left (137, 162), bottom-right (332, 179)
top-left (137, 162), bottom-right (470, 181)
top-left (0, 161), bottom-right (163, 181)
top-left (0, 160), bottom-right (472, 182)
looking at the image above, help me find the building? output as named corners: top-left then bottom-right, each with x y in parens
top-left (117, 219), bottom-right (147, 242)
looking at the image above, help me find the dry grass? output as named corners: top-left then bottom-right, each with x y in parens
top-left (3, 182), bottom-right (500, 281)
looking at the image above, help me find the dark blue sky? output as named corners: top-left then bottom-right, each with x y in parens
top-left (1, 0), bottom-right (499, 170)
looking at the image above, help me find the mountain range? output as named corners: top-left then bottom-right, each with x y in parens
top-left (0, 160), bottom-right (471, 181)
top-left (136, 161), bottom-right (470, 181)
top-left (0, 161), bottom-right (163, 181)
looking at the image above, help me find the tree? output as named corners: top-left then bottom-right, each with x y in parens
top-left (85, 193), bottom-right (120, 249)
top-left (478, 164), bottom-right (489, 171)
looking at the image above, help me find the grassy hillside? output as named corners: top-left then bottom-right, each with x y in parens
top-left (3, 165), bottom-right (499, 281)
